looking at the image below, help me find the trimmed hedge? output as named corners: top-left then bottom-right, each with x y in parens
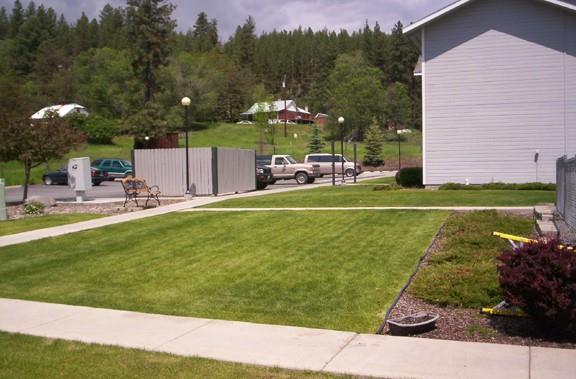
top-left (498, 240), bottom-right (576, 333)
top-left (395, 167), bottom-right (423, 188)
top-left (439, 182), bottom-right (556, 191)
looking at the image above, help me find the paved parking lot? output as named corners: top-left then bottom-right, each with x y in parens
top-left (6, 181), bottom-right (125, 203)
top-left (6, 171), bottom-right (393, 203)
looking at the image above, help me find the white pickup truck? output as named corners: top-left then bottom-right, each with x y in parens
top-left (256, 155), bottom-right (320, 184)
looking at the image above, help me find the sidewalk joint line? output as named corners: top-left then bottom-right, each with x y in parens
top-left (528, 345), bottom-right (532, 379)
top-left (152, 319), bottom-right (215, 350)
top-left (19, 314), bottom-right (74, 333)
top-left (320, 333), bottom-right (359, 371)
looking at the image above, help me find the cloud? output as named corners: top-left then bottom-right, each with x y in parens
top-left (0, 0), bottom-right (453, 39)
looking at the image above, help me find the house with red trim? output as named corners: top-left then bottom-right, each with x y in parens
top-left (241, 100), bottom-right (314, 124)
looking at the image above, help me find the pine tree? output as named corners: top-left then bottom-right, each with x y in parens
top-left (126, 0), bottom-right (176, 103)
top-left (307, 123), bottom-right (325, 153)
top-left (99, 4), bottom-right (126, 49)
top-left (9, 0), bottom-right (24, 37)
top-left (0, 7), bottom-right (9, 38)
top-left (363, 123), bottom-right (384, 166)
top-left (230, 16), bottom-right (256, 68)
top-left (191, 12), bottom-right (218, 53)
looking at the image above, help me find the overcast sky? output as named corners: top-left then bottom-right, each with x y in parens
top-left (0, 0), bottom-right (455, 39)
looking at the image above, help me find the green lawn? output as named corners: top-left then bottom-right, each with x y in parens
top-left (0, 332), bottom-right (346, 379)
top-left (0, 214), bottom-right (104, 237)
top-left (409, 210), bottom-right (534, 307)
top-left (205, 186), bottom-right (555, 208)
top-left (0, 123), bottom-right (422, 186)
top-left (0, 210), bottom-right (446, 332)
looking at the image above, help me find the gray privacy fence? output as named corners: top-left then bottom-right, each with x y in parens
top-left (133, 148), bottom-right (256, 196)
top-left (556, 155), bottom-right (576, 231)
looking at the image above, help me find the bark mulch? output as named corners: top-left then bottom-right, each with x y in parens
top-left (384, 210), bottom-right (576, 349)
top-left (387, 294), bottom-right (575, 349)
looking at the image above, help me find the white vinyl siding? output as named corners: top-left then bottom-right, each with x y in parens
top-left (423, 0), bottom-right (575, 184)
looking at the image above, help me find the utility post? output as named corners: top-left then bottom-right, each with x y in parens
top-left (338, 117), bottom-right (345, 183)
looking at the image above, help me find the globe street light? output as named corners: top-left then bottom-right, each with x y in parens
top-left (338, 116), bottom-right (345, 182)
top-left (181, 97), bottom-right (191, 195)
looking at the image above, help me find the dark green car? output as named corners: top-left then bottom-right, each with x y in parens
top-left (92, 158), bottom-right (133, 179)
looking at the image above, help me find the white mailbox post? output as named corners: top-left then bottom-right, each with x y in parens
top-left (68, 157), bottom-right (92, 202)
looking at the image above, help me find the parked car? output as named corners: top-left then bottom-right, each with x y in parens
top-left (257, 154), bottom-right (320, 184)
top-left (91, 158), bottom-right (133, 179)
top-left (42, 167), bottom-right (108, 186)
top-left (256, 165), bottom-right (274, 190)
top-left (304, 153), bottom-right (362, 177)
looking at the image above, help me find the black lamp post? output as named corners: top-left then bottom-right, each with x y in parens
top-left (338, 116), bottom-right (345, 183)
top-left (181, 96), bottom-right (191, 195)
top-left (396, 127), bottom-right (402, 171)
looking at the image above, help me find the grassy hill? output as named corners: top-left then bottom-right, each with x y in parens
top-left (0, 123), bottom-right (422, 186)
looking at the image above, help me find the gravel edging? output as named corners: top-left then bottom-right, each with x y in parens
top-left (7, 199), bottom-right (185, 219)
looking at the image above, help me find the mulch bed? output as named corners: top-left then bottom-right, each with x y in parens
top-left (387, 294), bottom-right (576, 349)
top-left (385, 210), bottom-right (576, 349)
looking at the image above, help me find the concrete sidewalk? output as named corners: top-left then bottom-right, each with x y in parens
top-left (1, 298), bottom-right (574, 378)
top-left (0, 172), bottom-right (393, 248)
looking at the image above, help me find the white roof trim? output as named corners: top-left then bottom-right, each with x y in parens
top-left (404, 0), bottom-right (576, 34)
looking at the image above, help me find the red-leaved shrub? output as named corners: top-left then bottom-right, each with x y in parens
top-left (498, 240), bottom-right (576, 333)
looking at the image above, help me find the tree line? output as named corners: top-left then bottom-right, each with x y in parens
top-left (0, 0), bottom-right (420, 137)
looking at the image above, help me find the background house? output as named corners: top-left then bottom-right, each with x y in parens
top-left (241, 100), bottom-right (313, 124)
top-left (314, 113), bottom-right (329, 126)
top-left (405, 0), bottom-right (576, 185)
top-left (31, 104), bottom-right (89, 119)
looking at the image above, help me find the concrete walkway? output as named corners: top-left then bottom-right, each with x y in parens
top-left (0, 172), bottom-right (393, 248)
top-left (1, 298), bottom-right (574, 379)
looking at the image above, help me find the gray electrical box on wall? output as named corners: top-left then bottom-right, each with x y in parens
top-left (68, 157), bottom-right (92, 202)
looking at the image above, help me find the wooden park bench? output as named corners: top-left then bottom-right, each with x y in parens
top-left (121, 176), bottom-right (161, 208)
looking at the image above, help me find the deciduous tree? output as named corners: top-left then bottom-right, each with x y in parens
top-left (0, 113), bottom-right (85, 201)
top-left (326, 52), bottom-right (384, 139)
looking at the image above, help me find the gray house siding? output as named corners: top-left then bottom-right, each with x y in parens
top-left (422, 0), bottom-right (575, 185)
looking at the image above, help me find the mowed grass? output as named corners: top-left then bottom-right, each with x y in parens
top-left (0, 214), bottom-right (104, 237)
top-left (0, 211), bottom-right (447, 332)
top-left (410, 210), bottom-right (534, 307)
top-left (205, 186), bottom-right (555, 208)
top-left (0, 332), bottom-right (347, 379)
top-left (0, 123), bottom-right (422, 186)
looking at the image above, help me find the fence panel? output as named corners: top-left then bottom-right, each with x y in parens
top-left (189, 148), bottom-right (213, 195)
top-left (133, 147), bottom-right (255, 196)
top-left (217, 148), bottom-right (256, 194)
top-left (134, 148), bottom-right (185, 196)
top-left (557, 155), bottom-right (576, 231)
top-left (557, 157), bottom-right (566, 217)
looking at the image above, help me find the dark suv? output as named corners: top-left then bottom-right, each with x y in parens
top-left (92, 159), bottom-right (133, 179)
top-left (256, 165), bottom-right (274, 190)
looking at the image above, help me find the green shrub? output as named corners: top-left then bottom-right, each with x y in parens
top-left (439, 182), bottom-right (556, 191)
top-left (372, 184), bottom-right (402, 191)
top-left (515, 182), bottom-right (556, 191)
top-left (24, 201), bottom-right (45, 216)
top-left (395, 167), bottom-right (423, 188)
top-left (81, 116), bottom-right (120, 144)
